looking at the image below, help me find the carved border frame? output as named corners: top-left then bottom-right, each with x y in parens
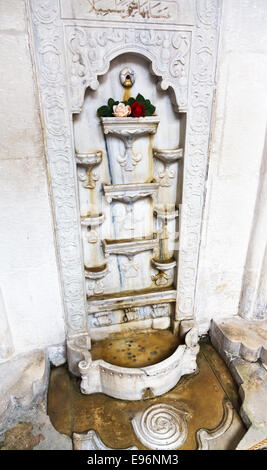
top-left (27, 0), bottom-right (221, 358)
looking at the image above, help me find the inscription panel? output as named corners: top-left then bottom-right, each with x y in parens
top-left (60, 0), bottom-right (195, 25)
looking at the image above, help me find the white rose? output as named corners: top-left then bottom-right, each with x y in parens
top-left (113, 102), bottom-right (131, 117)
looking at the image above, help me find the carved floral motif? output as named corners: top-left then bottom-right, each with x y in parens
top-left (176, 0), bottom-right (220, 320)
top-left (66, 26), bottom-right (191, 113)
top-left (29, 0), bottom-right (88, 337)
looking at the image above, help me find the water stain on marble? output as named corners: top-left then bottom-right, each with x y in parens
top-left (91, 329), bottom-right (182, 367)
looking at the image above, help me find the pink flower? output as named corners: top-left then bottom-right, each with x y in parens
top-left (113, 102), bottom-right (131, 117)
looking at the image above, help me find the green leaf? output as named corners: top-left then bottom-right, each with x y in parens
top-left (144, 104), bottom-right (156, 116)
top-left (135, 93), bottom-right (146, 104)
top-left (108, 98), bottom-right (115, 107)
top-left (126, 97), bottom-right (135, 105)
top-left (97, 105), bottom-right (112, 117)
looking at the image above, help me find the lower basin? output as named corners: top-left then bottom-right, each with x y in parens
top-left (91, 329), bottom-right (183, 368)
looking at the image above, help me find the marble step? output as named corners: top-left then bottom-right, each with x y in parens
top-left (0, 350), bottom-right (49, 433)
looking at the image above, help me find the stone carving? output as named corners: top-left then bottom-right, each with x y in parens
top-left (210, 317), bottom-right (267, 365)
top-left (104, 182), bottom-right (159, 204)
top-left (120, 66), bottom-right (136, 87)
top-left (132, 403), bottom-right (189, 449)
top-left (84, 263), bottom-right (109, 280)
top-left (152, 259), bottom-right (176, 271)
top-left (154, 147), bottom-right (183, 187)
top-left (87, 289), bottom-right (177, 314)
top-left (79, 329), bottom-right (198, 399)
top-left (61, 0), bottom-right (196, 24)
top-left (86, 0), bottom-right (177, 20)
top-left (196, 401), bottom-right (235, 450)
top-left (155, 167), bottom-right (176, 187)
top-left (122, 258), bottom-right (140, 278)
top-left (89, 303), bottom-right (171, 328)
top-left (176, 0), bottom-right (220, 321)
top-left (103, 235), bottom-right (158, 257)
top-left (76, 151), bottom-right (102, 189)
top-left (73, 429), bottom-right (137, 450)
top-left (152, 271), bottom-right (170, 286)
top-left (66, 26), bottom-right (191, 113)
top-left (86, 279), bottom-right (105, 296)
top-left (124, 307), bottom-right (140, 322)
top-left (92, 312), bottom-right (112, 327)
top-left (101, 116), bottom-right (159, 172)
top-left (154, 207), bottom-right (179, 221)
top-left (81, 213), bottom-right (105, 227)
top-left (28, 0), bottom-right (88, 341)
top-left (28, 0), bottom-right (220, 385)
top-left (124, 303), bottom-right (170, 322)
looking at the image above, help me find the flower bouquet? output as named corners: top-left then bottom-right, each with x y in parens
top-left (97, 94), bottom-right (156, 118)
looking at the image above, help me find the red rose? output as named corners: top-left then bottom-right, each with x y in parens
top-left (130, 101), bottom-right (145, 117)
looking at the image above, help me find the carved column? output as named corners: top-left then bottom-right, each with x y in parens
top-left (27, 0), bottom-right (90, 374)
top-left (239, 138), bottom-right (267, 321)
top-left (175, 0), bottom-right (222, 324)
top-left (0, 288), bottom-right (14, 360)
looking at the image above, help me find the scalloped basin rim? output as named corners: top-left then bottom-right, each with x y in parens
top-left (100, 116), bottom-right (160, 122)
top-left (153, 147), bottom-right (183, 152)
top-left (92, 343), bottom-right (187, 375)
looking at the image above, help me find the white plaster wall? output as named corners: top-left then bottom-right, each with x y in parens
top-left (195, 0), bottom-right (267, 331)
top-left (0, 0), bottom-right (65, 359)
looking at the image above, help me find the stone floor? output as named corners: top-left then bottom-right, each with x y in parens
top-left (47, 338), bottom-right (246, 450)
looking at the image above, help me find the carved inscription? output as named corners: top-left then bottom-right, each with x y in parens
top-left (86, 0), bottom-right (176, 19)
top-left (59, 0), bottom-right (198, 24)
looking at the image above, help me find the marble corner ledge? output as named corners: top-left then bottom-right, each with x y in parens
top-left (230, 359), bottom-right (267, 450)
top-left (100, 116), bottom-right (160, 136)
top-left (103, 182), bottom-right (159, 204)
top-left (210, 317), bottom-right (267, 365)
top-left (102, 234), bottom-right (158, 257)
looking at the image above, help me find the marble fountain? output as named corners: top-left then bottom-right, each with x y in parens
top-left (28, 0), bottom-right (221, 402)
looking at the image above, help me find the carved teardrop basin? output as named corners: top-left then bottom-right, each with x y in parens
top-left (153, 148), bottom-right (183, 163)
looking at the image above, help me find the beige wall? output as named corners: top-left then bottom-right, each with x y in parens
top-left (0, 0), bottom-right (65, 359)
top-left (195, 0), bottom-right (267, 331)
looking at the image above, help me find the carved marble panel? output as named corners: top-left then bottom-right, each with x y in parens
top-left (65, 26), bottom-right (192, 113)
top-left (61, 0), bottom-right (195, 25)
top-left (28, 0), bottom-right (221, 385)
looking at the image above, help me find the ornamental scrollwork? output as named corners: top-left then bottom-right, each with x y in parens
top-left (65, 26), bottom-right (191, 113)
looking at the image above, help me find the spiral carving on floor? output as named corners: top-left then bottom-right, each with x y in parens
top-left (131, 403), bottom-right (188, 450)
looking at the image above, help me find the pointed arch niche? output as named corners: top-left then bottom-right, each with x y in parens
top-left (28, 0), bottom-right (221, 398)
